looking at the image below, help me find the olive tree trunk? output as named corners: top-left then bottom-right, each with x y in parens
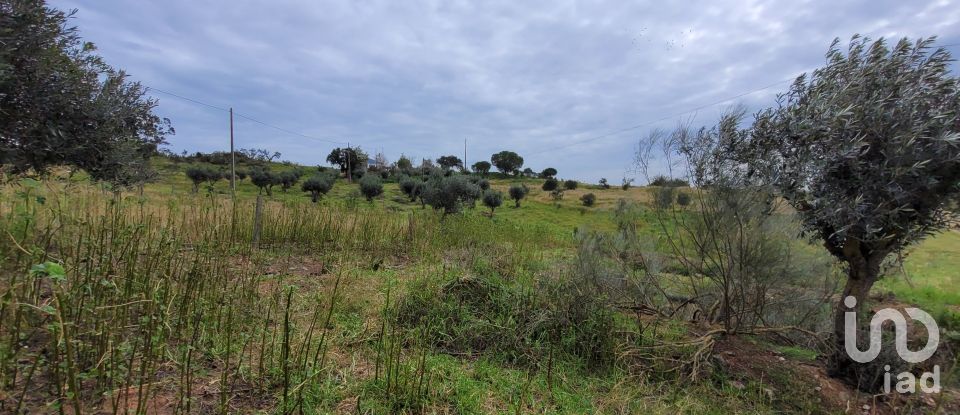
top-left (828, 251), bottom-right (883, 380)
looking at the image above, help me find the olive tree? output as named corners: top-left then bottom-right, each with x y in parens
top-left (422, 175), bottom-right (481, 217)
top-left (301, 174), bottom-right (335, 202)
top-left (540, 167), bottom-right (557, 178)
top-left (740, 36), bottom-right (960, 381)
top-left (0, 2), bottom-right (173, 185)
top-left (508, 183), bottom-right (529, 207)
top-left (358, 174), bottom-right (383, 202)
top-left (482, 190), bottom-right (503, 216)
top-left (250, 168), bottom-right (278, 196)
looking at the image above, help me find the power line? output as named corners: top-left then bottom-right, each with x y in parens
top-left (146, 87), bottom-right (348, 145)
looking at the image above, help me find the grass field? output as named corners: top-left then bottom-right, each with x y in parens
top-left (1, 157), bottom-right (956, 414)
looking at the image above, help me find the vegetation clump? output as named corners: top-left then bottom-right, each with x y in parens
top-left (359, 174), bottom-right (384, 201)
top-left (301, 174), bottom-right (335, 202)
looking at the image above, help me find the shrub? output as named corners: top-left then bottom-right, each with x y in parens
top-left (541, 178), bottom-right (558, 191)
top-left (599, 178), bottom-right (610, 189)
top-left (621, 177), bottom-right (634, 190)
top-left (301, 174), bottom-right (334, 202)
top-left (540, 167), bottom-right (557, 178)
top-left (649, 175), bottom-right (689, 187)
top-left (482, 190), bottom-right (503, 215)
top-left (278, 170), bottom-right (303, 192)
top-left (185, 167), bottom-right (222, 193)
top-left (249, 168), bottom-right (278, 196)
top-left (676, 191), bottom-right (691, 207)
top-left (563, 179), bottom-right (578, 190)
top-left (396, 273), bottom-right (617, 369)
top-left (399, 176), bottom-right (418, 200)
top-left (359, 174), bottom-right (383, 201)
top-left (508, 184), bottom-right (528, 207)
top-left (654, 187), bottom-right (675, 209)
top-left (477, 179), bottom-right (490, 191)
top-left (580, 193), bottom-right (596, 207)
top-left (421, 175), bottom-right (481, 216)
top-left (185, 167), bottom-right (208, 193)
top-left (235, 170), bottom-right (248, 181)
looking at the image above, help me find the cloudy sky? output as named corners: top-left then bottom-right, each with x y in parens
top-left (53, 0), bottom-right (960, 182)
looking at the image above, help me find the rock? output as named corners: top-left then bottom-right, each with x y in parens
top-left (778, 356), bottom-right (786, 362)
top-left (814, 386), bottom-right (822, 392)
top-left (862, 404), bottom-right (871, 410)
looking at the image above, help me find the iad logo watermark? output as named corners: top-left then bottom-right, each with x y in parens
top-left (844, 296), bottom-right (941, 393)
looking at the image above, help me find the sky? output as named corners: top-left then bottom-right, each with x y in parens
top-left (52, 0), bottom-right (960, 182)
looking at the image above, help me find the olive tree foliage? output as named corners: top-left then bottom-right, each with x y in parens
top-left (301, 173), bottom-right (335, 202)
top-left (185, 167), bottom-right (221, 193)
top-left (249, 168), bottom-right (279, 196)
top-left (734, 36), bottom-right (960, 381)
top-left (508, 183), bottom-right (528, 207)
top-left (540, 167), bottom-right (557, 178)
top-left (482, 190), bottom-right (503, 215)
top-left (358, 174), bottom-right (383, 202)
top-left (0, 1), bottom-right (173, 186)
top-left (490, 151), bottom-right (523, 175)
top-left (421, 175), bottom-right (481, 216)
top-left (563, 180), bottom-right (578, 190)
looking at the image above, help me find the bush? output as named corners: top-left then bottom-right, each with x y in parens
top-left (563, 180), bottom-right (578, 190)
top-left (540, 167), bottom-right (557, 178)
top-left (185, 167), bottom-right (222, 193)
top-left (508, 184), bottom-right (528, 207)
top-left (359, 174), bottom-right (383, 201)
top-left (676, 191), bottom-right (691, 207)
top-left (399, 176), bottom-right (419, 201)
top-left (249, 168), bottom-right (278, 196)
top-left (396, 273), bottom-right (617, 369)
top-left (599, 178), bottom-right (610, 189)
top-left (580, 193), bottom-right (596, 207)
top-left (649, 175), bottom-right (689, 187)
top-left (278, 170), bottom-right (303, 192)
top-left (542, 178), bottom-right (558, 191)
top-left (301, 174), bottom-right (334, 202)
top-left (477, 179), bottom-right (490, 191)
top-left (421, 175), bottom-right (481, 216)
top-left (621, 177), bottom-right (634, 190)
top-left (482, 190), bottom-right (503, 215)
top-left (655, 187), bottom-right (675, 208)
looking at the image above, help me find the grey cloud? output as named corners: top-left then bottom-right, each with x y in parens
top-left (54, 0), bottom-right (960, 182)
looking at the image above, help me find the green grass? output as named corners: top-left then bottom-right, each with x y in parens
top-left (875, 230), bottom-right (960, 329)
top-left (7, 157), bottom-right (955, 413)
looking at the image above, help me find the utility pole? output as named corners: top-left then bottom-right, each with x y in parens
top-left (346, 141), bottom-right (352, 183)
top-left (229, 107), bottom-right (235, 194)
top-left (463, 138), bottom-right (467, 172)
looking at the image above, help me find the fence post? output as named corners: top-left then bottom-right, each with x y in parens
top-left (252, 195), bottom-right (263, 248)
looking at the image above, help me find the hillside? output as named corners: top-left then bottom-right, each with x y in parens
top-left (2, 157), bottom-right (955, 413)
